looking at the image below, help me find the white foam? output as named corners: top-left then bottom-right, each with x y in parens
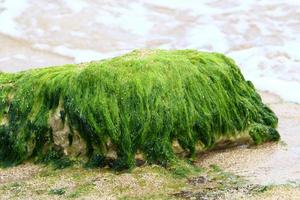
top-left (33, 43), bottom-right (51, 50)
top-left (70, 31), bottom-right (86, 37)
top-left (63, 0), bottom-right (88, 12)
top-left (96, 3), bottom-right (153, 35)
top-left (50, 26), bottom-right (61, 32)
top-left (284, 41), bottom-right (300, 61)
top-left (145, 0), bottom-right (221, 15)
top-left (185, 25), bottom-right (229, 52)
top-left (253, 78), bottom-right (300, 104)
top-left (0, 57), bottom-right (9, 62)
top-left (0, 0), bottom-right (29, 37)
top-left (13, 54), bottom-right (26, 60)
top-left (53, 45), bottom-right (126, 63)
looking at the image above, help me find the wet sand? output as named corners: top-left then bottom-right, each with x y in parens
top-left (197, 91), bottom-right (300, 184)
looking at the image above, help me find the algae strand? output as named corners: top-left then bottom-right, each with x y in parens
top-left (0, 49), bottom-right (279, 169)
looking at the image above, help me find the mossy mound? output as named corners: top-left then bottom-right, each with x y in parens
top-left (0, 49), bottom-right (279, 169)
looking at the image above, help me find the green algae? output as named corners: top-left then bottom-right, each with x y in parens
top-left (0, 49), bottom-right (279, 169)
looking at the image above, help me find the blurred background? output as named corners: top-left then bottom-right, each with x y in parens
top-left (0, 0), bottom-right (299, 103)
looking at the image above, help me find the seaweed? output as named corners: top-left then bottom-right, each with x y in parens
top-left (0, 49), bottom-right (279, 169)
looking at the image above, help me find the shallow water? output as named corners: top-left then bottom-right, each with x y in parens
top-left (0, 0), bottom-right (299, 184)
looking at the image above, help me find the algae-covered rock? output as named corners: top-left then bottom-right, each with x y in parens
top-left (0, 49), bottom-right (279, 169)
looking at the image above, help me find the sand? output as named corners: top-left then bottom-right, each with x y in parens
top-left (197, 91), bottom-right (300, 185)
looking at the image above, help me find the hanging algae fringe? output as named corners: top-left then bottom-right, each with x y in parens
top-left (0, 49), bottom-right (279, 169)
